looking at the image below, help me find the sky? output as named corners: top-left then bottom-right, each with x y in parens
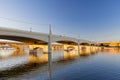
top-left (0, 0), bottom-right (120, 42)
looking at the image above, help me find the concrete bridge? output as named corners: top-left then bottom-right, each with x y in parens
top-left (0, 27), bottom-right (99, 66)
top-left (0, 27), bottom-right (96, 45)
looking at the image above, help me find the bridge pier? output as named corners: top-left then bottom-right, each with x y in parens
top-left (89, 44), bottom-right (92, 53)
top-left (48, 26), bottom-right (52, 80)
top-left (78, 41), bottom-right (80, 56)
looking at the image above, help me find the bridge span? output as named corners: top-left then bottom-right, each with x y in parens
top-left (0, 27), bottom-right (100, 69)
top-left (0, 27), bottom-right (96, 45)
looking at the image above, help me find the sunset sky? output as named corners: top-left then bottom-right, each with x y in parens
top-left (0, 0), bottom-right (120, 42)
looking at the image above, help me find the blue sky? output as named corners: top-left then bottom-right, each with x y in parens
top-left (0, 0), bottom-right (120, 42)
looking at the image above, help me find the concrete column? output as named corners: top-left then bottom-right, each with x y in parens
top-left (78, 40), bottom-right (80, 56)
top-left (95, 45), bottom-right (97, 52)
top-left (48, 25), bottom-right (52, 70)
top-left (89, 44), bottom-right (92, 53)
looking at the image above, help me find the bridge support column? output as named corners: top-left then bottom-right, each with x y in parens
top-left (48, 26), bottom-right (52, 70)
top-left (89, 44), bottom-right (92, 53)
top-left (78, 40), bottom-right (80, 56)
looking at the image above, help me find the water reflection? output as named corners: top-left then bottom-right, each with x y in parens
top-left (0, 56), bottom-right (29, 71)
top-left (0, 46), bottom-right (99, 80)
top-left (0, 63), bottom-right (47, 80)
top-left (100, 47), bottom-right (120, 54)
top-left (2, 46), bottom-right (120, 80)
top-left (48, 65), bottom-right (52, 80)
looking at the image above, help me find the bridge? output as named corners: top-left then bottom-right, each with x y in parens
top-left (0, 27), bottom-right (99, 60)
top-left (0, 27), bottom-right (100, 70)
top-left (0, 27), bottom-right (96, 45)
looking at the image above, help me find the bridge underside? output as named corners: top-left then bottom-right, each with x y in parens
top-left (0, 35), bottom-right (92, 45)
top-left (80, 43), bottom-right (90, 45)
top-left (0, 35), bottom-right (47, 45)
top-left (56, 40), bottom-right (77, 45)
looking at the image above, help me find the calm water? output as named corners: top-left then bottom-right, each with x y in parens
top-left (1, 48), bottom-right (120, 80)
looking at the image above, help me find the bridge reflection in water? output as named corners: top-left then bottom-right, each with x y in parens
top-left (1, 47), bottom-right (120, 80)
top-left (0, 44), bottom-right (100, 80)
top-left (29, 45), bottom-right (99, 63)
